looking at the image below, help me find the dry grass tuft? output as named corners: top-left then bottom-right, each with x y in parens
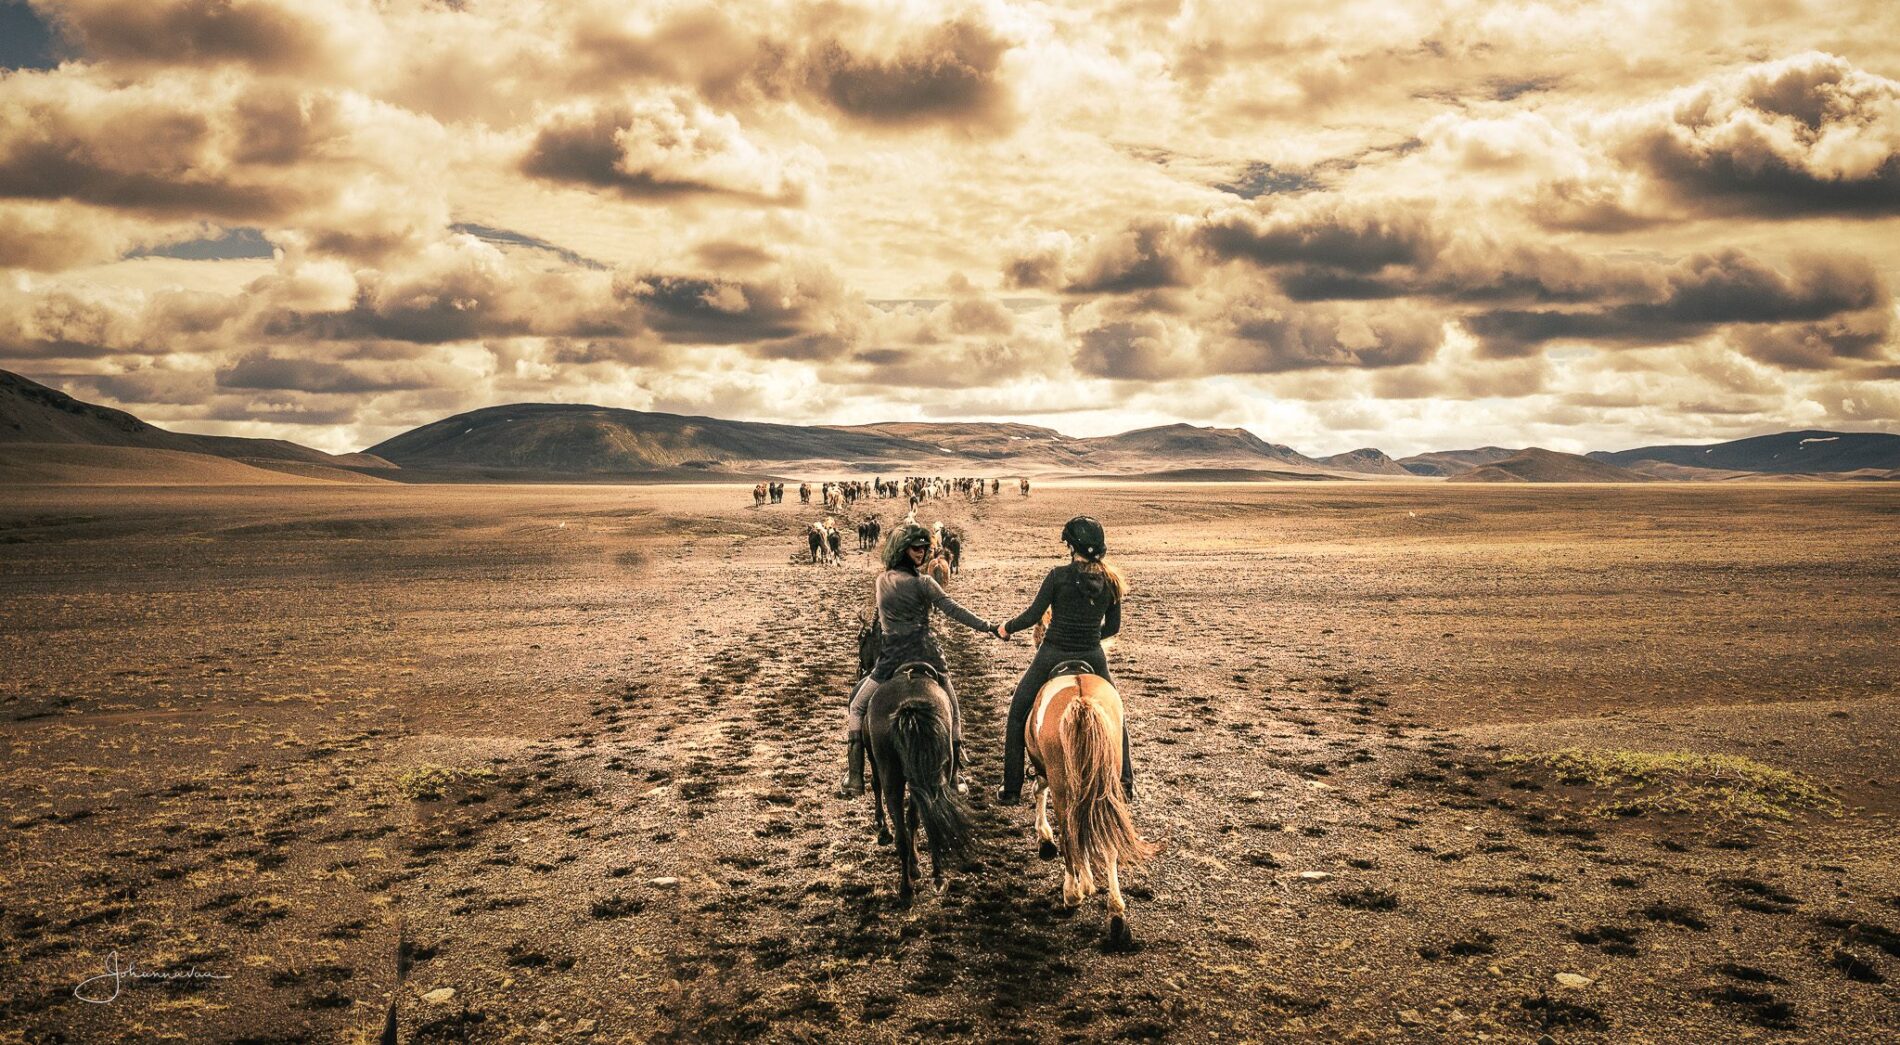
top-left (1500, 747), bottom-right (1837, 822)
top-left (393, 763), bottom-right (496, 802)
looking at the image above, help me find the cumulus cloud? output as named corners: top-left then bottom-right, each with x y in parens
top-left (1616, 52), bottom-right (1900, 217)
top-left (805, 18), bottom-right (1016, 132)
top-left (1006, 223), bottom-right (1193, 294)
top-left (521, 93), bottom-right (819, 204)
top-left (35, 0), bottom-right (361, 75)
top-left (1466, 250), bottom-right (1888, 357)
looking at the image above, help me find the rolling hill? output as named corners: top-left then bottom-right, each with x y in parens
top-left (1397, 447), bottom-right (1521, 477)
top-left (363, 410), bottom-right (1365, 477)
top-left (1, 369), bottom-right (394, 484)
top-left (1316, 447), bottom-right (1412, 476)
top-left (1449, 448), bottom-right (1655, 483)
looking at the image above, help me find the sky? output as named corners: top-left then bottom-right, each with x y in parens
top-left (1, 0), bottom-right (1897, 457)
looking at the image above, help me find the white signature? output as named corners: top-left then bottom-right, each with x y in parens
top-left (75, 950), bottom-right (232, 1004)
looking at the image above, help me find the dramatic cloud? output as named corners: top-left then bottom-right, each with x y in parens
top-left (521, 93), bottom-right (818, 203)
top-left (1616, 52), bottom-right (1900, 217)
top-left (0, 1), bottom-right (1895, 455)
top-left (805, 18), bottom-right (1016, 132)
top-left (1467, 251), bottom-right (1888, 358)
top-left (35, 0), bottom-right (360, 75)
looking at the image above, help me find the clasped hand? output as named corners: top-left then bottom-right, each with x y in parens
top-left (994, 625), bottom-right (1012, 640)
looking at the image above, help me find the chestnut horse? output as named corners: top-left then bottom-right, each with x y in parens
top-left (1026, 661), bottom-right (1156, 945)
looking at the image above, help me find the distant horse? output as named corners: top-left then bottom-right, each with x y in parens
top-left (923, 549), bottom-right (951, 586)
top-left (753, 483), bottom-right (768, 508)
top-left (808, 523), bottom-right (831, 564)
top-left (858, 517), bottom-right (882, 552)
top-left (1020, 478), bottom-right (1031, 497)
top-left (941, 528), bottom-right (962, 575)
top-left (827, 527), bottom-right (843, 563)
top-left (865, 663), bottom-right (972, 905)
top-left (1026, 663), bottom-right (1155, 945)
top-left (800, 482), bottom-right (812, 504)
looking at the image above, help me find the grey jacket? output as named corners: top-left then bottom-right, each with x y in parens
top-left (874, 569), bottom-right (992, 638)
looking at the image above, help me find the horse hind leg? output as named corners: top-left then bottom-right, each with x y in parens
top-left (870, 751), bottom-right (891, 846)
top-left (1105, 854), bottom-right (1131, 948)
top-left (1034, 783), bottom-right (1058, 861)
top-left (883, 777), bottom-right (913, 905)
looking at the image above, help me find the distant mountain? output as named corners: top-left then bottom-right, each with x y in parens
top-left (1397, 446), bottom-right (1520, 477)
top-left (1449, 448), bottom-right (1655, 483)
top-left (364, 409), bottom-right (1362, 477)
top-left (1317, 447), bottom-right (1412, 476)
top-left (0, 369), bottom-right (392, 483)
top-left (12, 367), bottom-right (1895, 484)
top-left (1588, 430), bottom-right (1900, 475)
top-left (828, 421), bottom-right (1077, 462)
top-left (1078, 423), bottom-right (1312, 467)
top-left (366, 403), bottom-right (950, 474)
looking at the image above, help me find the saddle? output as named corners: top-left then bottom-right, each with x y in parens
top-left (1049, 659), bottom-right (1098, 679)
top-left (892, 661), bottom-right (950, 687)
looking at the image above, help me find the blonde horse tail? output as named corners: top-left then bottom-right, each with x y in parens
top-left (1060, 689), bottom-right (1155, 892)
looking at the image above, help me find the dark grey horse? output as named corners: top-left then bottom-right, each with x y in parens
top-left (864, 664), bottom-right (972, 905)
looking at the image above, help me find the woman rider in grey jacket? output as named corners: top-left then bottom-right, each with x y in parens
top-left (840, 524), bottom-right (995, 796)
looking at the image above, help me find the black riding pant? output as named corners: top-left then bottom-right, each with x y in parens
top-left (1001, 643), bottom-right (1132, 795)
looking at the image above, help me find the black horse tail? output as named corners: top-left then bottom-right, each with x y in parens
top-left (892, 700), bottom-right (971, 861)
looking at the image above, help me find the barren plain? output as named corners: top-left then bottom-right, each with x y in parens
top-left (1, 482), bottom-right (1896, 1043)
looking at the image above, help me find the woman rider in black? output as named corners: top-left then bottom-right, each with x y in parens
top-left (994, 516), bottom-right (1134, 805)
top-left (841, 524), bottom-right (996, 797)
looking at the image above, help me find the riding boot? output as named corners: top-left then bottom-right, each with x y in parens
top-left (1121, 729), bottom-right (1137, 804)
top-left (951, 740), bottom-right (969, 795)
top-left (840, 734), bottom-right (865, 797)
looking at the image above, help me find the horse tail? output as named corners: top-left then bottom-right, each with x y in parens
top-left (1060, 688), bottom-right (1155, 891)
top-left (892, 700), bottom-right (971, 862)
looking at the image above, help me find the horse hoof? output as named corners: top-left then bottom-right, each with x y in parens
top-left (1038, 839), bottom-right (1059, 861)
top-left (1104, 916), bottom-right (1134, 951)
top-left (877, 830), bottom-right (892, 846)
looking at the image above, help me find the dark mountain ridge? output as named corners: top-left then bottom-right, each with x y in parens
top-left (1589, 430), bottom-right (1900, 475)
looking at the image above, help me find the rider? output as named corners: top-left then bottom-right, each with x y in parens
top-left (994, 516), bottom-right (1134, 805)
top-left (841, 523), bottom-right (995, 797)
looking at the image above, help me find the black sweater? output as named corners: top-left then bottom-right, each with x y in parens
top-left (1004, 564), bottom-right (1121, 651)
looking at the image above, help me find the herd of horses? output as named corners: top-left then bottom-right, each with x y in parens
top-left (844, 529), bottom-right (1153, 945)
top-left (802, 515), bottom-right (960, 575)
top-left (753, 475), bottom-right (1032, 510)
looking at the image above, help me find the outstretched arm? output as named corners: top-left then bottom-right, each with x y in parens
top-left (1003, 569), bottom-right (1059, 636)
top-left (922, 577), bottom-right (992, 634)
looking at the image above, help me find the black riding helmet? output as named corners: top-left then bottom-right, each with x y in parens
top-left (1061, 515), bottom-right (1106, 560)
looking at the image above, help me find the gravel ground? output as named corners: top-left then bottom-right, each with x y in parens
top-left (1, 481), bottom-right (1895, 1043)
